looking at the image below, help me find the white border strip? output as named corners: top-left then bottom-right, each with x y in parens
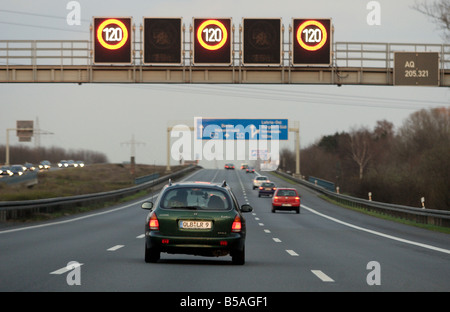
top-left (302, 204), bottom-right (450, 255)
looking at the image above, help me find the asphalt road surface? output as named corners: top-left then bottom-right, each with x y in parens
top-left (1, 168), bottom-right (449, 295)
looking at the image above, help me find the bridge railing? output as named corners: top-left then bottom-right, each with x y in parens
top-left (334, 42), bottom-right (450, 69)
top-left (1, 39), bottom-right (449, 70)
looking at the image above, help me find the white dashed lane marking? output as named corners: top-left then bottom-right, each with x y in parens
top-left (107, 245), bottom-right (124, 251)
top-left (311, 270), bottom-right (334, 282)
top-left (50, 262), bottom-right (83, 275)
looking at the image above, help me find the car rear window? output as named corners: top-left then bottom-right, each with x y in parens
top-left (256, 176), bottom-right (268, 180)
top-left (276, 190), bottom-right (297, 196)
top-left (161, 187), bottom-right (231, 211)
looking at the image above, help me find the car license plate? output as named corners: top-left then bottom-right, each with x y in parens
top-left (282, 204), bottom-right (292, 207)
top-left (179, 220), bottom-right (212, 229)
top-left (265, 188), bottom-right (271, 190)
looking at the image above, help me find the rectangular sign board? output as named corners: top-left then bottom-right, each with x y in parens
top-left (16, 120), bottom-right (33, 142)
top-left (394, 52), bottom-right (439, 86)
top-left (195, 118), bottom-right (288, 140)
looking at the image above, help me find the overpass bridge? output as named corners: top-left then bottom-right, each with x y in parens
top-left (0, 40), bottom-right (449, 86)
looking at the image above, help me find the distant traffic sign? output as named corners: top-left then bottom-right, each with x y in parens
top-left (196, 118), bottom-right (288, 140)
top-left (394, 52), bottom-right (439, 86)
top-left (292, 18), bottom-right (332, 65)
top-left (193, 18), bottom-right (232, 65)
top-left (93, 17), bottom-right (132, 64)
top-left (16, 120), bottom-right (33, 142)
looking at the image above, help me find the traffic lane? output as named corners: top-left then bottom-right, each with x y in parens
top-left (263, 171), bottom-right (450, 253)
top-left (103, 169), bottom-right (324, 292)
top-left (123, 168), bottom-right (333, 292)
top-left (243, 171), bottom-right (450, 291)
top-left (73, 168), bottom-right (254, 291)
top-left (225, 169), bottom-right (344, 291)
top-left (75, 168), bottom-right (301, 292)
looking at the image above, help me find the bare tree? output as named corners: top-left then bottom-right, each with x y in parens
top-left (348, 127), bottom-right (372, 180)
top-left (413, 0), bottom-right (450, 40)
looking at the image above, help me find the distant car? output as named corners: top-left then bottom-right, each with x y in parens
top-left (272, 188), bottom-right (301, 214)
top-left (240, 163), bottom-right (248, 170)
top-left (0, 166), bottom-right (13, 176)
top-left (24, 163), bottom-right (36, 171)
top-left (10, 165), bottom-right (24, 176)
top-left (58, 160), bottom-right (69, 168)
top-left (75, 161), bottom-right (85, 168)
top-left (258, 182), bottom-right (276, 197)
top-left (252, 175), bottom-right (269, 189)
top-left (224, 163), bottom-right (235, 170)
top-left (67, 160), bottom-right (76, 167)
top-left (39, 160), bottom-right (51, 170)
top-left (141, 180), bottom-right (253, 264)
top-left (246, 167), bottom-right (255, 173)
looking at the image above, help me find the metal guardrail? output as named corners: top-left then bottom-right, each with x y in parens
top-left (134, 172), bottom-right (160, 185)
top-left (275, 170), bottom-right (450, 227)
top-left (0, 165), bottom-right (198, 222)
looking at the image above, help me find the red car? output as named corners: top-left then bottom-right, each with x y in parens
top-left (272, 188), bottom-right (300, 214)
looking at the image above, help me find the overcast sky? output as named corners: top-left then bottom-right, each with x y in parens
top-left (0, 0), bottom-right (449, 168)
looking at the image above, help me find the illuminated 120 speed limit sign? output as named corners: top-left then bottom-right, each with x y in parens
top-left (193, 18), bottom-right (232, 65)
top-left (292, 18), bottom-right (331, 65)
top-left (93, 17), bottom-right (132, 64)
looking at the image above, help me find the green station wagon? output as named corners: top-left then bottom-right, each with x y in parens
top-left (141, 180), bottom-right (253, 264)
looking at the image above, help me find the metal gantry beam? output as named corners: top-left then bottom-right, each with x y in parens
top-left (0, 39), bottom-right (449, 85)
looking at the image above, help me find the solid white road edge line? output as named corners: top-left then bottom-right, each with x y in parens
top-left (302, 204), bottom-right (450, 255)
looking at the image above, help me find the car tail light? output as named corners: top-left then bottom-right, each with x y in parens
top-left (295, 196), bottom-right (300, 203)
top-left (149, 213), bottom-right (159, 231)
top-left (273, 196), bottom-right (279, 202)
top-left (259, 186), bottom-right (263, 190)
top-left (231, 216), bottom-right (242, 233)
top-left (272, 187), bottom-right (276, 190)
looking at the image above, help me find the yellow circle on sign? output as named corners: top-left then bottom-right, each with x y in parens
top-left (97, 19), bottom-right (129, 50)
top-left (296, 20), bottom-right (327, 51)
top-left (197, 20), bottom-right (228, 51)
